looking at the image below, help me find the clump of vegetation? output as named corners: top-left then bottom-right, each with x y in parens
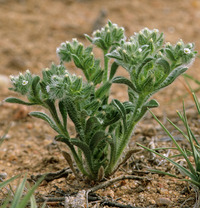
top-left (0, 132), bottom-right (45, 207)
top-left (138, 92), bottom-right (200, 208)
top-left (5, 20), bottom-right (196, 181)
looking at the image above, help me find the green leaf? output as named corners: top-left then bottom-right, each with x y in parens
top-left (84, 34), bottom-right (93, 43)
top-left (89, 131), bottom-right (105, 150)
top-left (84, 100), bottom-right (100, 115)
top-left (157, 58), bottom-right (170, 74)
top-left (31, 75), bottom-right (41, 99)
top-left (112, 99), bottom-right (127, 132)
top-left (143, 99), bottom-right (159, 108)
top-left (157, 67), bottom-right (188, 90)
top-left (112, 76), bottom-right (138, 92)
top-left (63, 97), bottom-right (84, 141)
top-left (91, 69), bottom-right (104, 85)
top-left (109, 62), bottom-right (119, 80)
top-left (95, 81), bottom-right (111, 99)
top-left (4, 97), bottom-right (37, 105)
top-left (59, 100), bottom-right (67, 129)
top-left (70, 138), bottom-right (93, 173)
top-left (29, 111), bottom-right (60, 133)
top-left (85, 116), bottom-right (101, 135)
top-left (71, 54), bottom-right (82, 69)
top-left (93, 37), bottom-right (108, 50)
top-left (165, 48), bottom-right (176, 61)
top-left (136, 58), bottom-right (154, 76)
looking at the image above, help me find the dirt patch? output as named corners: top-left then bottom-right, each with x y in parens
top-left (1, 0), bottom-right (200, 207)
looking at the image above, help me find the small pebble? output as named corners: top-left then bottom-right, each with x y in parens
top-left (156, 197), bottom-right (171, 206)
top-left (0, 172), bottom-right (7, 179)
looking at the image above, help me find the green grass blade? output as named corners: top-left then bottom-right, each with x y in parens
top-left (193, 92), bottom-right (200, 114)
top-left (1, 195), bottom-right (11, 208)
top-left (149, 109), bottom-right (197, 175)
top-left (153, 147), bottom-right (177, 151)
top-left (30, 194), bottom-right (37, 208)
top-left (182, 102), bottom-right (200, 174)
top-left (10, 177), bottom-right (27, 208)
top-left (149, 169), bottom-right (178, 178)
top-left (181, 178), bottom-right (200, 188)
top-left (0, 175), bottom-right (20, 189)
top-left (17, 175), bottom-right (45, 208)
top-left (137, 143), bottom-right (197, 181)
top-left (183, 74), bottom-right (200, 85)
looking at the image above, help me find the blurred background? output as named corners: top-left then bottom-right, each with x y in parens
top-left (0, 0), bottom-right (200, 110)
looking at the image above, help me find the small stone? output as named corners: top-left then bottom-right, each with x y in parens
top-left (156, 197), bottom-right (171, 206)
top-left (26, 123), bottom-right (33, 129)
top-left (0, 172), bottom-right (7, 179)
top-left (13, 105), bottom-right (29, 120)
top-left (149, 199), bottom-right (156, 205)
top-left (160, 188), bottom-right (169, 195)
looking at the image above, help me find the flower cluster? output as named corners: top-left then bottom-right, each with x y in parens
top-left (9, 70), bottom-right (33, 95)
top-left (85, 20), bottom-right (125, 51)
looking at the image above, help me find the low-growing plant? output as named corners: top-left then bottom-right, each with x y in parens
top-left (137, 93), bottom-right (200, 207)
top-left (0, 132), bottom-right (45, 208)
top-left (5, 21), bottom-right (196, 181)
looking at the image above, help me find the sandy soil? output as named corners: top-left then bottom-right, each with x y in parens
top-left (1, 0), bottom-right (200, 207)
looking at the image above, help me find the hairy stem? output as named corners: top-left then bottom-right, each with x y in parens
top-left (107, 94), bottom-right (147, 175)
top-left (44, 100), bottom-right (89, 177)
top-left (103, 50), bottom-right (109, 83)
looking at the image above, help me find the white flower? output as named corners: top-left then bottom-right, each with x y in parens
top-left (188, 43), bottom-right (193, 48)
top-left (166, 42), bottom-right (171, 46)
top-left (56, 48), bottom-right (60, 55)
top-left (177, 41), bottom-right (182, 46)
top-left (26, 69), bottom-right (30, 74)
top-left (9, 75), bottom-right (15, 80)
top-left (184, 48), bottom-right (191, 54)
top-left (154, 29), bottom-right (159, 33)
top-left (46, 85), bottom-right (50, 93)
top-left (138, 48), bottom-right (142, 52)
top-left (61, 42), bottom-right (66, 47)
top-left (22, 80), bottom-right (28, 85)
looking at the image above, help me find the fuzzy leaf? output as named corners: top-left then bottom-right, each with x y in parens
top-left (157, 58), bottom-right (170, 74)
top-left (143, 99), bottom-right (159, 109)
top-left (112, 76), bottom-right (138, 92)
top-left (165, 48), bottom-right (176, 61)
top-left (95, 81), bottom-right (111, 99)
top-left (112, 99), bottom-right (127, 132)
top-left (31, 75), bottom-right (41, 98)
top-left (5, 97), bottom-right (37, 105)
top-left (63, 97), bottom-right (84, 140)
top-left (109, 62), bottom-right (119, 80)
top-left (84, 34), bottom-right (93, 43)
top-left (89, 131), bottom-right (105, 150)
top-left (29, 112), bottom-right (60, 133)
top-left (71, 54), bottom-right (82, 69)
top-left (59, 100), bottom-right (67, 129)
top-left (157, 67), bottom-right (188, 90)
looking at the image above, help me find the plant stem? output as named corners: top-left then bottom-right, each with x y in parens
top-left (44, 101), bottom-right (89, 177)
top-left (107, 94), bottom-right (147, 174)
top-left (103, 50), bottom-right (109, 83)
